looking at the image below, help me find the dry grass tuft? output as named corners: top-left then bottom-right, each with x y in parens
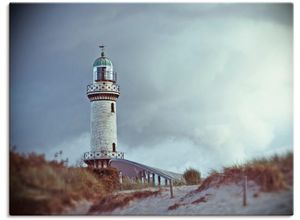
top-left (89, 190), bottom-right (161, 213)
top-left (191, 196), bottom-right (207, 204)
top-left (197, 152), bottom-right (293, 193)
top-left (120, 177), bottom-right (152, 190)
top-left (9, 150), bottom-right (119, 215)
top-left (92, 167), bottom-right (121, 192)
top-left (168, 203), bottom-right (182, 211)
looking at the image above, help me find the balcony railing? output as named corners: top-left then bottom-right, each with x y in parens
top-left (87, 83), bottom-right (120, 94)
top-left (84, 150), bottom-right (124, 160)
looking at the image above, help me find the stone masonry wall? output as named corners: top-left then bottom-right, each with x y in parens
top-left (90, 100), bottom-right (117, 152)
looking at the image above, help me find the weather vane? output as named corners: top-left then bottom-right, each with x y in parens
top-left (99, 44), bottom-right (105, 56)
top-left (99, 44), bottom-right (105, 49)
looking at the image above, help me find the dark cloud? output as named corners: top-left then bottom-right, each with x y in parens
top-left (10, 3), bottom-right (293, 173)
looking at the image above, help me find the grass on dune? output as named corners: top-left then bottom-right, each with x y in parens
top-left (9, 150), bottom-right (119, 215)
top-left (198, 152), bottom-right (293, 192)
top-left (10, 149), bottom-right (293, 214)
top-left (89, 189), bottom-right (161, 214)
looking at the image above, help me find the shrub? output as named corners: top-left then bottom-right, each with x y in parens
top-left (183, 168), bottom-right (201, 185)
top-left (92, 167), bottom-right (120, 192)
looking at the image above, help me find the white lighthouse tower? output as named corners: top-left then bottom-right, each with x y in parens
top-left (84, 46), bottom-right (124, 169)
top-left (82, 46), bottom-right (184, 191)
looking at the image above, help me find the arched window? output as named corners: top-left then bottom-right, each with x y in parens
top-left (111, 103), bottom-right (115, 113)
top-left (112, 143), bottom-right (116, 152)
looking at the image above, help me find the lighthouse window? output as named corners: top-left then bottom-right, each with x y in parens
top-left (101, 67), bottom-right (106, 80)
top-left (112, 143), bottom-right (116, 152)
top-left (96, 67), bottom-right (107, 81)
top-left (96, 67), bottom-right (101, 81)
top-left (111, 103), bottom-right (115, 113)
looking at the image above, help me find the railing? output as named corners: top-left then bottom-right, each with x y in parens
top-left (84, 150), bottom-right (124, 160)
top-left (87, 83), bottom-right (120, 94)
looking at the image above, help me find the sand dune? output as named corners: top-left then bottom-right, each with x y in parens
top-left (79, 181), bottom-right (292, 215)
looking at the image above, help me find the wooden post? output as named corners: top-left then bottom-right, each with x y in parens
top-left (119, 171), bottom-right (123, 190)
top-left (143, 170), bottom-right (146, 184)
top-left (152, 173), bottom-right (155, 186)
top-left (165, 178), bottom-right (168, 186)
top-left (147, 172), bottom-right (150, 184)
top-left (119, 171), bottom-right (123, 184)
top-left (243, 175), bottom-right (247, 206)
top-left (158, 176), bottom-right (161, 186)
top-left (169, 179), bottom-right (174, 198)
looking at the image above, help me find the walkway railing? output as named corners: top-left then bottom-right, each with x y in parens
top-left (110, 158), bottom-right (182, 198)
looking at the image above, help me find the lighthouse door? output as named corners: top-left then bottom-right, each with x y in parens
top-left (112, 143), bottom-right (116, 152)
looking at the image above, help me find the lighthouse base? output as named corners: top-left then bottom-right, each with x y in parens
top-left (84, 158), bottom-right (111, 169)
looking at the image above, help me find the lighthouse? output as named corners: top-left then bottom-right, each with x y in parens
top-left (82, 46), bottom-right (183, 192)
top-left (84, 46), bottom-right (124, 169)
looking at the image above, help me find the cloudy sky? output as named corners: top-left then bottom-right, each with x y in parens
top-left (10, 3), bottom-right (293, 175)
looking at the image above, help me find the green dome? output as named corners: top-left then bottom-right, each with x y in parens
top-left (93, 57), bottom-right (113, 67)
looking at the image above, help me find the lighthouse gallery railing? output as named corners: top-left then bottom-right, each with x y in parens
top-left (83, 150), bottom-right (124, 160)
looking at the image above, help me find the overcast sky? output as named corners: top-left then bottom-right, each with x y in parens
top-left (10, 3), bottom-right (293, 175)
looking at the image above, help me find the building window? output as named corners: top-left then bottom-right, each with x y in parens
top-left (111, 103), bottom-right (115, 113)
top-left (112, 143), bottom-right (116, 152)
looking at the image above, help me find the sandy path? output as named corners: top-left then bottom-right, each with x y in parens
top-left (66, 183), bottom-right (293, 215)
top-left (108, 182), bottom-right (293, 215)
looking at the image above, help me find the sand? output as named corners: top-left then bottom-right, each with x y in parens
top-left (105, 181), bottom-right (292, 215)
top-left (67, 181), bottom-right (293, 215)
